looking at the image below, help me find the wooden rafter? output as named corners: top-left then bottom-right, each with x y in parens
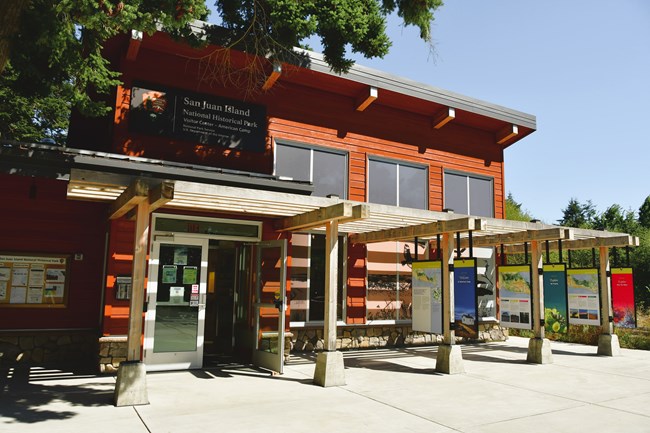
top-left (503, 234), bottom-right (639, 253)
top-left (126, 30), bottom-right (143, 61)
top-left (432, 107), bottom-right (455, 129)
top-left (350, 216), bottom-right (485, 244)
top-left (262, 61), bottom-right (282, 91)
top-left (355, 86), bottom-right (378, 111)
top-left (275, 203), bottom-right (368, 232)
top-left (458, 227), bottom-right (573, 248)
top-left (496, 124), bottom-right (518, 144)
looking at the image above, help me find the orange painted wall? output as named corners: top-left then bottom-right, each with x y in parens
top-left (96, 39), bottom-right (507, 330)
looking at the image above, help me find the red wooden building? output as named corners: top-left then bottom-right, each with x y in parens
top-left (0, 24), bottom-right (549, 373)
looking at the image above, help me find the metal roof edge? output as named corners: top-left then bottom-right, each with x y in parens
top-left (300, 49), bottom-right (537, 130)
top-left (162, 21), bottom-right (537, 130)
top-left (0, 140), bottom-right (314, 195)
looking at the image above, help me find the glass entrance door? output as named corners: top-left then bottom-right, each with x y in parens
top-left (252, 240), bottom-right (287, 374)
top-left (144, 236), bottom-right (208, 371)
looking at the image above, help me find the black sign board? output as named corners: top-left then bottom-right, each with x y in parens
top-left (129, 85), bottom-right (267, 152)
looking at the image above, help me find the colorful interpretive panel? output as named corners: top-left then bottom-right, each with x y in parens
top-left (498, 265), bottom-right (532, 330)
top-left (543, 264), bottom-right (569, 334)
top-left (411, 261), bottom-right (442, 334)
top-left (0, 254), bottom-right (69, 307)
top-left (611, 268), bottom-right (636, 328)
top-left (567, 268), bottom-right (600, 326)
top-left (454, 259), bottom-right (478, 339)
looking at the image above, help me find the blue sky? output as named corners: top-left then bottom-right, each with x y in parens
top-left (341, 1), bottom-right (650, 224)
top-left (209, 1), bottom-right (650, 224)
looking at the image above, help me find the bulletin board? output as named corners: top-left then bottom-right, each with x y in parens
top-left (0, 253), bottom-right (70, 308)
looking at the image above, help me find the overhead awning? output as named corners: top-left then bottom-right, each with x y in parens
top-left (66, 169), bottom-right (639, 250)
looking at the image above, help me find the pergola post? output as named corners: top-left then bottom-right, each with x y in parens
top-left (114, 199), bottom-right (150, 406)
top-left (597, 246), bottom-right (620, 356)
top-left (527, 240), bottom-right (553, 363)
top-left (314, 220), bottom-right (345, 386)
top-left (436, 232), bottom-right (464, 374)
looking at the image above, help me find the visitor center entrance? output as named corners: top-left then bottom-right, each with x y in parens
top-left (142, 214), bottom-right (287, 373)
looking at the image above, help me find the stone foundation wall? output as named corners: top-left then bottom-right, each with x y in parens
top-left (89, 325), bottom-right (507, 373)
top-left (98, 336), bottom-right (128, 373)
top-left (291, 323), bottom-right (507, 352)
top-left (0, 331), bottom-right (98, 367)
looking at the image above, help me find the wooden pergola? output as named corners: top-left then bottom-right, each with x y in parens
top-left (67, 170), bottom-right (639, 395)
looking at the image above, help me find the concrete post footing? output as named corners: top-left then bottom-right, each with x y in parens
top-left (597, 333), bottom-right (621, 356)
top-left (313, 351), bottom-right (345, 387)
top-left (436, 344), bottom-right (465, 374)
top-left (527, 337), bottom-right (553, 364)
top-left (114, 361), bottom-right (149, 407)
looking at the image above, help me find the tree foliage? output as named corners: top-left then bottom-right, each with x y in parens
top-left (0, 64), bottom-right (70, 145)
top-left (213, 0), bottom-right (442, 73)
top-left (639, 196), bottom-right (650, 229)
top-left (0, 0), bottom-right (443, 143)
top-left (505, 192), bottom-right (534, 222)
top-left (554, 197), bottom-right (650, 309)
top-left (557, 198), bottom-right (597, 228)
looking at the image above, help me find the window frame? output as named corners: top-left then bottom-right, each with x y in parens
top-left (443, 169), bottom-right (495, 217)
top-left (288, 231), bottom-right (348, 327)
top-left (366, 240), bottom-right (428, 325)
top-left (367, 155), bottom-right (429, 209)
top-left (274, 139), bottom-right (349, 199)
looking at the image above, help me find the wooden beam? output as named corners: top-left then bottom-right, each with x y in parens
top-left (126, 30), bottom-right (143, 61)
top-left (148, 181), bottom-right (174, 212)
top-left (459, 227), bottom-right (573, 248)
top-left (432, 107), bottom-right (455, 129)
top-left (599, 246), bottom-right (613, 336)
top-left (126, 199), bottom-right (150, 361)
top-left (124, 181), bottom-right (174, 221)
top-left (339, 204), bottom-right (370, 224)
top-left (496, 124), bottom-right (518, 144)
top-left (275, 202), bottom-right (364, 232)
top-left (355, 86), bottom-right (378, 111)
top-left (262, 61), bottom-right (282, 91)
top-left (350, 217), bottom-right (485, 244)
top-left (324, 220), bottom-right (339, 351)
top-left (504, 234), bottom-right (639, 253)
top-left (108, 179), bottom-right (148, 220)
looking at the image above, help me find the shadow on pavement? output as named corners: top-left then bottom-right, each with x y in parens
top-left (0, 363), bottom-right (113, 425)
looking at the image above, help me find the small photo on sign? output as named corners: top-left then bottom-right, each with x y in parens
top-left (46, 268), bottom-right (66, 282)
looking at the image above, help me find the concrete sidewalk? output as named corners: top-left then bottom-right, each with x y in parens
top-left (2, 336), bottom-right (650, 433)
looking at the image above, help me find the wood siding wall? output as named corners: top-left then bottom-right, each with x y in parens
top-left (98, 42), bottom-right (507, 330)
top-left (0, 175), bottom-right (107, 330)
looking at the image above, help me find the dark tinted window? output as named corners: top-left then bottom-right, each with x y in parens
top-left (313, 150), bottom-right (346, 198)
top-left (399, 164), bottom-right (427, 209)
top-left (276, 143), bottom-right (310, 182)
top-left (368, 159), bottom-right (397, 205)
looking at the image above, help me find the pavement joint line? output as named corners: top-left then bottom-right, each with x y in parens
top-left (336, 385), bottom-right (464, 432)
top-left (549, 362), bottom-right (650, 382)
top-left (463, 402), bottom-right (591, 430)
top-left (464, 370), bottom-right (645, 408)
top-left (134, 405), bottom-right (153, 433)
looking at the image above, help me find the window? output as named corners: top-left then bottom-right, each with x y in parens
top-left (275, 141), bottom-right (347, 199)
top-left (289, 233), bottom-right (346, 323)
top-left (368, 158), bottom-right (427, 209)
top-left (366, 241), bottom-right (427, 322)
top-left (443, 171), bottom-right (494, 217)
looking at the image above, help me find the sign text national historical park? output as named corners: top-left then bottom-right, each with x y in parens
top-left (129, 86), bottom-right (267, 152)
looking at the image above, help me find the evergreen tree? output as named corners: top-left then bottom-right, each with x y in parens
top-left (505, 192), bottom-right (534, 222)
top-left (558, 198), bottom-right (597, 228)
top-left (639, 196), bottom-right (650, 229)
top-left (0, 0), bottom-right (444, 144)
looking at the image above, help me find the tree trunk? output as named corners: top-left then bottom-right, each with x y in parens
top-left (0, 0), bottom-right (30, 74)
